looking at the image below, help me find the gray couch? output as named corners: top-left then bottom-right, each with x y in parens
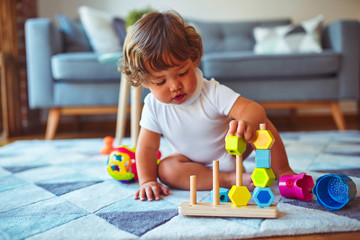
top-left (25, 17), bottom-right (360, 139)
top-left (191, 18), bottom-right (360, 130)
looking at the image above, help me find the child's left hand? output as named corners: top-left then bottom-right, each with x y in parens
top-left (226, 120), bottom-right (256, 142)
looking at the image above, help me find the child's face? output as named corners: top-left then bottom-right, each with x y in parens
top-left (144, 58), bottom-right (198, 105)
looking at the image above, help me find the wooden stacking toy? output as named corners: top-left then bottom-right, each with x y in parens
top-left (178, 123), bottom-right (278, 218)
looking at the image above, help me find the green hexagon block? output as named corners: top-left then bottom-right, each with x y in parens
top-left (251, 168), bottom-right (276, 187)
top-left (228, 185), bottom-right (251, 207)
top-left (225, 135), bottom-right (246, 155)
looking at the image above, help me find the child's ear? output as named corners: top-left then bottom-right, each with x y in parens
top-left (191, 58), bottom-right (199, 67)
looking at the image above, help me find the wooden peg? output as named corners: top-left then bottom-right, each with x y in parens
top-left (236, 155), bottom-right (243, 186)
top-left (213, 160), bottom-right (219, 206)
top-left (190, 175), bottom-right (197, 205)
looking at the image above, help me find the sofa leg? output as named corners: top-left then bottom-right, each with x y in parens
top-left (330, 102), bottom-right (346, 130)
top-left (45, 108), bottom-right (61, 140)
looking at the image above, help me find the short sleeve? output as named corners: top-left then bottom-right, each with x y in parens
top-left (139, 94), bottom-right (162, 134)
top-left (207, 79), bottom-right (240, 116)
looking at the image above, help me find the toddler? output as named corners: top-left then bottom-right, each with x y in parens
top-left (120, 11), bottom-right (296, 201)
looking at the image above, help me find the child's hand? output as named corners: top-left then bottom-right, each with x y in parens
top-left (226, 120), bottom-right (256, 142)
top-left (134, 181), bottom-right (169, 201)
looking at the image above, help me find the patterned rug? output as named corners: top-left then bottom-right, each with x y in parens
top-left (0, 131), bottom-right (360, 240)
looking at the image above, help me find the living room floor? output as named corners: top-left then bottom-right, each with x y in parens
top-left (0, 114), bottom-right (359, 240)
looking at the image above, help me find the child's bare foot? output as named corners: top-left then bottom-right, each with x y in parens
top-left (243, 173), bottom-right (255, 192)
top-left (243, 172), bottom-right (255, 191)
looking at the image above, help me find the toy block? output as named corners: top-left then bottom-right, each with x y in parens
top-left (251, 168), bottom-right (275, 187)
top-left (255, 149), bottom-right (271, 168)
top-left (225, 135), bottom-right (246, 155)
top-left (211, 188), bottom-right (229, 202)
top-left (253, 124), bottom-right (275, 150)
top-left (228, 185), bottom-right (251, 207)
top-left (253, 187), bottom-right (275, 207)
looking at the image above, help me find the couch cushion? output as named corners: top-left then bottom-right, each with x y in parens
top-left (52, 52), bottom-right (120, 81)
top-left (253, 15), bottom-right (324, 54)
top-left (79, 6), bottom-right (122, 54)
top-left (55, 13), bottom-right (92, 52)
top-left (188, 19), bottom-right (291, 54)
top-left (201, 50), bottom-right (340, 80)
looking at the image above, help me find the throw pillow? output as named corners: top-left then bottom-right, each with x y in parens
top-left (253, 15), bottom-right (324, 54)
top-left (112, 17), bottom-right (127, 47)
top-left (78, 6), bottom-right (122, 54)
top-left (55, 13), bottom-right (92, 52)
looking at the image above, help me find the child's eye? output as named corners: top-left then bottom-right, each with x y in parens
top-left (156, 80), bottom-right (166, 86)
top-left (179, 69), bottom-right (188, 77)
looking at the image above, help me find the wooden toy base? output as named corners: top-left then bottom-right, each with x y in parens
top-left (179, 201), bottom-right (278, 218)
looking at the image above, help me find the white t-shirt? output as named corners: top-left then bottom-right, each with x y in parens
top-left (140, 68), bottom-right (240, 171)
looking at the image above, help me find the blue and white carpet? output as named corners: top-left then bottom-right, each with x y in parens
top-left (0, 131), bottom-right (359, 239)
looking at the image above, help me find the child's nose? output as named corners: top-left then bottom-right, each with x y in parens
top-left (170, 79), bottom-right (183, 91)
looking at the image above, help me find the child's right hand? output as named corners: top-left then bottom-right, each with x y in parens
top-left (134, 181), bottom-right (169, 201)
top-left (226, 120), bottom-right (256, 142)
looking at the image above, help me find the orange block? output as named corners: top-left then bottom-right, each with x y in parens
top-left (253, 130), bottom-right (275, 149)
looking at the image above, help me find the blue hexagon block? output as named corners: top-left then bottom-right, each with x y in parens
top-left (255, 149), bottom-right (271, 168)
top-left (253, 187), bottom-right (275, 207)
top-left (211, 188), bottom-right (229, 202)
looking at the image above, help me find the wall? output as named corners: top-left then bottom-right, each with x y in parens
top-left (38, 0), bottom-right (360, 24)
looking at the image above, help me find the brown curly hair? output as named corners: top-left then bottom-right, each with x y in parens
top-left (119, 11), bottom-right (203, 86)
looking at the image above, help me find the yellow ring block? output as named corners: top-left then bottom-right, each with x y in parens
top-left (228, 185), bottom-right (251, 207)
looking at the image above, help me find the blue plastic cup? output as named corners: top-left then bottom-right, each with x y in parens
top-left (313, 174), bottom-right (357, 211)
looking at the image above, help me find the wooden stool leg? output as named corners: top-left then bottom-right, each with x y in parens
top-left (45, 108), bottom-right (61, 140)
top-left (131, 86), bottom-right (142, 146)
top-left (115, 74), bottom-right (130, 145)
top-left (330, 102), bottom-right (346, 130)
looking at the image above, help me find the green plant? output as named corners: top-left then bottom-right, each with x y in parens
top-left (125, 6), bottom-right (154, 28)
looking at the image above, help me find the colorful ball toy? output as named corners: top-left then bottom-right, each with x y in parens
top-left (105, 143), bottom-right (162, 183)
top-left (107, 146), bottom-right (137, 183)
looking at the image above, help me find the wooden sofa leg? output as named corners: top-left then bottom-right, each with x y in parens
top-left (330, 102), bottom-right (346, 130)
top-left (45, 108), bottom-right (61, 140)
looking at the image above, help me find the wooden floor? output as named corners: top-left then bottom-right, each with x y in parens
top-left (2, 113), bottom-right (359, 145)
top-left (0, 114), bottom-right (359, 239)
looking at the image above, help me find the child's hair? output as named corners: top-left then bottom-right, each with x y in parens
top-left (119, 10), bottom-right (203, 86)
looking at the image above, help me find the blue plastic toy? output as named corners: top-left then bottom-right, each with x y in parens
top-left (313, 174), bottom-right (357, 211)
top-left (253, 187), bottom-right (275, 207)
top-left (211, 188), bottom-right (229, 202)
